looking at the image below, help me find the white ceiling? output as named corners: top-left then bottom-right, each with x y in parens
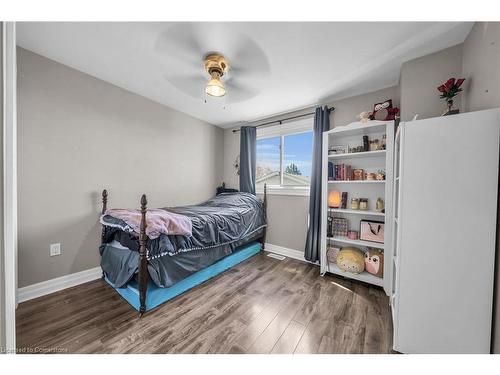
top-left (17, 22), bottom-right (473, 128)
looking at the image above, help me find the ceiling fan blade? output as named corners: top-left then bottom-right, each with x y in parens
top-left (164, 73), bottom-right (206, 99)
top-left (224, 78), bottom-right (259, 104)
top-left (154, 23), bottom-right (205, 70)
top-left (226, 33), bottom-right (271, 79)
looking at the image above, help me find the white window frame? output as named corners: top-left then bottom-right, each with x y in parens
top-left (256, 117), bottom-right (312, 196)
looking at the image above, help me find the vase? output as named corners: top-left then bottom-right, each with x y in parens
top-left (443, 99), bottom-right (460, 116)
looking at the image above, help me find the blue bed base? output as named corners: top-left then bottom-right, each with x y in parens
top-left (104, 241), bottom-right (262, 312)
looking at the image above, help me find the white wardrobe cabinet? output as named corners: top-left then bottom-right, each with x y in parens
top-left (391, 109), bottom-right (500, 353)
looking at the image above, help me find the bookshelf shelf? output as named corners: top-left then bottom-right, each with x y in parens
top-left (328, 150), bottom-right (386, 160)
top-left (326, 262), bottom-right (384, 287)
top-left (328, 208), bottom-right (385, 217)
top-left (327, 236), bottom-right (385, 249)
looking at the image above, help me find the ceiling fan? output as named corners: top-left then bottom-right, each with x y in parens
top-left (156, 23), bottom-right (270, 104)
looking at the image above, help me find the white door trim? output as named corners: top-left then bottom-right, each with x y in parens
top-left (3, 21), bottom-right (17, 352)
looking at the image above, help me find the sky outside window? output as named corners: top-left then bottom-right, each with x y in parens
top-left (283, 131), bottom-right (313, 183)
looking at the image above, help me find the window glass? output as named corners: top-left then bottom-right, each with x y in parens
top-left (256, 136), bottom-right (281, 191)
top-left (283, 131), bottom-right (313, 186)
top-left (255, 130), bottom-right (313, 190)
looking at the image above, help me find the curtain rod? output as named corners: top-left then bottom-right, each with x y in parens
top-left (232, 106), bottom-right (335, 133)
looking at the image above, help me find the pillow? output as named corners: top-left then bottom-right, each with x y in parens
top-left (216, 186), bottom-right (239, 195)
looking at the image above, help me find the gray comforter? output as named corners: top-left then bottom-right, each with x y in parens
top-left (100, 192), bottom-right (266, 288)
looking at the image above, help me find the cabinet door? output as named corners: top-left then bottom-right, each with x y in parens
top-left (395, 109), bottom-right (500, 354)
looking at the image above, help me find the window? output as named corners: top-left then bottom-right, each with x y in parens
top-left (256, 136), bottom-right (281, 187)
top-left (256, 119), bottom-right (313, 195)
top-left (283, 132), bottom-right (313, 186)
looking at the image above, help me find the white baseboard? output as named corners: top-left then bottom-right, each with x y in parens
top-left (265, 243), bottom-right (312, 263)
top-left (18, 266), bottom-right (102, 303)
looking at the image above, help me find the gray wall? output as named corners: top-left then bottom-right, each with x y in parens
top-left (462, 22), bottom-right (500, 112)
top-left (224, 86), bottom-right (399, 251)
top-left (400, 44), bottom-right (463, 121)
top-left (17, 48), bottom-right (224, 288)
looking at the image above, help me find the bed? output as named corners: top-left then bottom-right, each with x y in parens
top-left (98, 185), bottom-right (267, 316)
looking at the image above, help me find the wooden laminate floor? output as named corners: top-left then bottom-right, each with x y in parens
top-left (16, 252), bottom-right (393, 354)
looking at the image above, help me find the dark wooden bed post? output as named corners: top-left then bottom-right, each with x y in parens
top-left (138, 194), bottom-right (149, 317)
top-left (101, 189), bottom-right (108, 245)
top-left (261, 183), bottom-right (267, 250)
top-left (101, 189), bottom-right (108, 280)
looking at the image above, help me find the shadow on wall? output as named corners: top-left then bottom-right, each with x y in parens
top-left (75, 190), bottom-right (105, 269)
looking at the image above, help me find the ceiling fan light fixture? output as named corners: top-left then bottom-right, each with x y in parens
top-left (205, 71), bottom-right (226, 97)
top-left (204, 54), bottom-right (228, 98)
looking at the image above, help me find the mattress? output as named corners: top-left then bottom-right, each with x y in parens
top-left (100, 228), bottom-right (264, 288)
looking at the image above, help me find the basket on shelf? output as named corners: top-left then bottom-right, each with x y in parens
top-left (326, 245), bottom-right (340, 263)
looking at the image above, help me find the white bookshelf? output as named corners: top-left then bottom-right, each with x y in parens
top-left (320, 120), bottom-right (395, 294)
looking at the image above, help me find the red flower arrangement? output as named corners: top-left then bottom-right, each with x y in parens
top-left (437, 78), bottom-right (465, 102)
top-left (386, 106), bottom-right (400, 120)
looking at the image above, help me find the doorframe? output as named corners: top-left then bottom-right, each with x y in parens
top-left (2, 21), bottom-right (17, 352)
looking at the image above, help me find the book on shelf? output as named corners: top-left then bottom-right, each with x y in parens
top-left (333, 163), bottom-right (353, 181)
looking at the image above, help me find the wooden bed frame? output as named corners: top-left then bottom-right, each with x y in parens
top-left (100, 185), bottom-right (267, 316)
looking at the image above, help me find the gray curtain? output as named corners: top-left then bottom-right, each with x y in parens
top-left (239, 126), bottom-right (257, 194)
top-left (305, 106), bottom-right (331, 262)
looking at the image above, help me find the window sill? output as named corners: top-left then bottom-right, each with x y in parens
top-left (256, 186), bottom-right (310, 197)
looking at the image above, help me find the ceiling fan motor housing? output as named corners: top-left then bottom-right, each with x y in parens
top-left (204, 54), bottom-right (228, 78)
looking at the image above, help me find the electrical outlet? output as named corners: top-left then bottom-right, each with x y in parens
top-left (50, 243), bottom-right (61, 257)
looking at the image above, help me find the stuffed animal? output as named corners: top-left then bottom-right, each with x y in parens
top-left (337, 247), bottom-right (365, 274)
top-left (369, 99), bottom-right (400, 121)
top-left (357, 111), bottom-right (372, 123)
top-left (364, 248), bottom-right (384, 278)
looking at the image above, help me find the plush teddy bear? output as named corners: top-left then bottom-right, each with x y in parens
top-left (357, 111), bottom-right (372, 123)
top-left (369, 99), bottom-right (400, 121)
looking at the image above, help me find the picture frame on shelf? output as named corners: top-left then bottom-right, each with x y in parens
top-left (332, 217), bottom-right (348, 237)
top-left (353, 168), bottom-right (364, 180)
